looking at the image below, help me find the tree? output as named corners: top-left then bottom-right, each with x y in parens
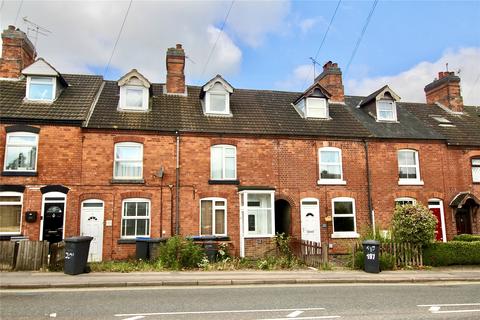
top-left (391, 203), bottom-right (437, 245)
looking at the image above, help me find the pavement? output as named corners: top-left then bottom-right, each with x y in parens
top-left (1, 267), bottom-right (480, 289)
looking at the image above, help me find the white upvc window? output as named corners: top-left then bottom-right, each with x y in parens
top-left (472, 158), bottom-right (480, 183)
top-left (121, 198), bottom-right (150, 238)
top-left (114, 142), bottom-right (143, 180)
top-left (0, 192), bottom-right (23, 235)
top-left (26, 76), bottom-right (56, 101)
top-left (200, 198), bottom-right (227, 236)
top-left (306, 97), bottom-right (328, 118)
top-left (331, 197), bottom-right (358, 238)
top-left (119, 85), bottom-right (149, 111)
top-left (4, 132), bottom-right (38, 172)
top-left (240, 190), bottom-right (275, 237)
top-left (395, 197), bottom-right (417, 206)
top-left (397, 149), bottom-right (423, 185)
top-left (206, 83), bottom-right (230, 114)
top-left (210, 145), bottom-right (236, 180)
top-left (318, 147), bottom-right (346, 185)
top-left (376, 100), bottom-right (397, 121)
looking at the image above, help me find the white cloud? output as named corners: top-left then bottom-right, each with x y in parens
top-left (0, 0), bottom-right (290, 82)
top-left (274, 64), bottom-right (312, 91)
top-left (299, 18), bottom-right (316, 34)
top-left (346, 48), bottom-right (480, 105)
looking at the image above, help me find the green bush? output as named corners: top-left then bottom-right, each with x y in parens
top-left (157, 236), bottom-right (205, 270)
top-left (349, 251), bottom-right (395, 270)
top-left (423, 241), bottom-right (480, 266)
top-left (452, 234), bottom-right (480, 242)
top-left (392, 203), bottom-right (437, 245)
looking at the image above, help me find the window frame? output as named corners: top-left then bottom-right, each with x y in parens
top-left (376, 99), bottom-right (397, 122)
top-left (26, 76), bottom-right (56, 102)
top-left (113, 142), bottom-right (144, 180)
top-left (0, 191), bottom-right (23, 235)
top-left (3, 131), bottom-right (39, 172)
top-left (210, 145), bottom-right (237, 181)
top-left (120, 198), bottom-right (151, 239)
top-left (318, 147), bottom-right (346, 185)
top-left (205, 83), bottom-right (230, 115)
top-left (199, 197), bottom-right (227, 236)
top-left (397, 149), bottom-right (423, 185)
top-left (306, 97), bottom-right (329, 119)
top-left (394, 197), bottom-right (417, 206)
top-left (331, 197), bottom-right (358, 238)
top-left (240, 190), bottom-right (275, 238)
top-left (472, 157), bottom-right (480, 183)
top-left (118, 85), bottom-right (149, 111)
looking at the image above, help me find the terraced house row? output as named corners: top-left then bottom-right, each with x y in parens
top-left (1, 26), bottom-right (479, 261)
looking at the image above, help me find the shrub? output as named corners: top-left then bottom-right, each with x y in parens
top-left (157, 236), bottom-right (205, 270)
top-left (379, 253), bottom-right (395, 270)
top-left (392, 203), bottom-right (437, 245)
top-left (274, 233), bottom-right (293, 258)
top-left (452, 234), bottom-right (480, 242)
top-left (423, 241), bottom-right (480, 266)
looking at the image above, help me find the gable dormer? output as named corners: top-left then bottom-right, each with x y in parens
top-left (22, 58), bottom-right (67, 102)
top-left (358, 85), bottom-right (401, 122)
top-left (117, 69), bottom-right (151, 111)
top-left (200, 75), bottom-right (234, 115)
top-left (293, 83), bottom-right (331, 119)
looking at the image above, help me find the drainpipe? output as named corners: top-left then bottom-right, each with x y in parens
top-left (363, 139), bottom-right (375, 236)
top-left (175, 131), bottom-right (180, 235)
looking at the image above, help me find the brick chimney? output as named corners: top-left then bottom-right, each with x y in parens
top-left (424, 71), bottom-right (463, 113)
top-left (0, 25), bottom-right (36, 78)
top-left (165, 44), bottom-right (185, 94)
top-left (314, 61), bottom-right (344, 103)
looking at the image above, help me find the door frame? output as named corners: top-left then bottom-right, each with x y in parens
top-left (80, 199), bottom-right (105, 262)
top-left (300, 197), bottom-right (321, 244)
top-left (428, 198), bottom-right (446, 243)
top-left (40, 191), bottom-right (67, 241)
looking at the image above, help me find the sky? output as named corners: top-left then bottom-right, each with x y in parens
top-left (1, 0), bottom-right (479, 105)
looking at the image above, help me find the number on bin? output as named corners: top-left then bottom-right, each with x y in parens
top-left (65, 251), bottom-right (74, 260)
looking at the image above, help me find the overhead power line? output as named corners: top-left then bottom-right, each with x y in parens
top-left (201, 0), bottom-right (235, 77)
top-left (103, 0), bottom-right (133, 77)
top-left (344, 0), bottom-right (379, 76)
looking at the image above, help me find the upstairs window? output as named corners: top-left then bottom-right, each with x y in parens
top-left (200, 198), bottom-right (227, 236)
top-left (206, 83), bottom-right (229, 114)
top-left (397, 149), bottom-right (423, 185)
top-left (0, 192), bottom-right (22, 235)
top-left (377, 99), bottom-right (397, 121)
top-left (27, 76), bottom-right (55, 101)
top-left (318, 147), bottom-right (345, 185)
top-left (114, 142), bottom-right (143, 180)
top-left (472, 158), bottom-right (480, 183)
top-left (306, 97), bottom-right (328, 118)
top-left (210, 145), bottom-right (236, 180)
top-left (117, 70), bottom-right (151, 111)
top-left (4, 132), bottom-right (38, 172)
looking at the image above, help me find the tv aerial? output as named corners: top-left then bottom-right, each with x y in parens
top-left (22, 17), bottom-right (51, 51)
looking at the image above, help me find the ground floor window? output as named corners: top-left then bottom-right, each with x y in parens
top-left (240, 191), bottom-right (275, 237)
top-left (0, 192), bottom-right (22, 234)
top-left (121, 198), bottom-right (150, 238)
top-left (332, 197), bottom-right (358, 238)
top-left (200, 198), bottom-right (226, 235)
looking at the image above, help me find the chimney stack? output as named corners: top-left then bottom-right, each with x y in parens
top-left (315, 61), bottom-right (344, 103)
top-left (165, 44), bottom-right (185, 94)
top-left (424, 71), bottom-right (463, 113)
top-left (0, 25), bottom-right (36, 78)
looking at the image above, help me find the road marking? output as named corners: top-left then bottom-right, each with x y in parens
top-left (418, 303), bottom-right (480, 307)
top-left (115, 307), bottom-right (326, 317)
top-left (258, 317), bottom-right (340, 320)
top-left (431, 309), bottom-right (480, 314)
top-left (428, 306), bottom-right (440, 312)
top-left (287, 310), bottom-right (304, 318)
top-left (122, 317), bottom-right (145, 320)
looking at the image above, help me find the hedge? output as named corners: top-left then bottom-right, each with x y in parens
top-left (452, 234), bottom-right (480, 242)
top-left (423, 241), bottom-right (480, 266)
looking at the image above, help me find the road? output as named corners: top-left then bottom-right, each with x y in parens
top-left (1, 283), bottom-right (479, 319)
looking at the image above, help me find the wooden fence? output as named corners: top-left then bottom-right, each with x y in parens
top-left (354, 242), bottom-right (423, 268)
top-left (0, 241), bottom-right (16, 271)
top-left (0, 240), bottom-right (51, 271)
top-left (290, 238), bottom-right (328, 268)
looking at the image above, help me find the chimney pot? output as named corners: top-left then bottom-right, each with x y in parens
top-left (0, 26), bottom-right (37, 78)
top-left (425, 70), bottom-right (463, 112)
top-left (316, 60), bottom-right (344, 103)
top-left (176, 44), bottom-right (182, 49)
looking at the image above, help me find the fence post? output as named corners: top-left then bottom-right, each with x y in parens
top-left (322, 242), bottom-right (328, 265)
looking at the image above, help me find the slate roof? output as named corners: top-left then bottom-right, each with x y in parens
top-left (87, 81), bottom-right (372, 138)
top-left (0, 74), bottom-right (103, 123)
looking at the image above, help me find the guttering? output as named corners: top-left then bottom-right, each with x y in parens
top-left (175, 130), bottom-right (180, 235)
top-left (363, 139), bottom-right (375, 234)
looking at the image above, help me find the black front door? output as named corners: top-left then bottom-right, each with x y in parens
top-left (43, 203), bottom-right (65, 244)
top-left (455, 208), bottom-right (472, 235)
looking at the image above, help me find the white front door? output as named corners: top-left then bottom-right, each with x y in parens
top-left (80, 200), bottom-right (104, 262)
top-left (301, 198), bottom-right (321, 243)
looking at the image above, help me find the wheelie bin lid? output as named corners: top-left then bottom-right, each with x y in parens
top-left (64, 236), bottom-right (93, 243)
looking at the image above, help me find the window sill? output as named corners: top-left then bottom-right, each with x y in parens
top-left (244, 234), bottom-right (275, 239)
top-left (110, 179), bottom-right (145, 184)
top-left (317, 179), bottom-right (347, 185)
top-left (398, 180), bottom-right (424, 186)
top-left (331, 232), bottom-right (360, 239)
top-left (208, 179), bottom-right (240, 185)
top-left (2, 171), bottom-right (37, 177)
top-left (117, 239), bottom-right (137, 244)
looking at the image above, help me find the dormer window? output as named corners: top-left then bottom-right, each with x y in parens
top-left (377, 99), bottom-right (396, 121)
top-left (201, 75), bottom-right (234, 116)
top-left (22, 58), bottom-right (67, 103)
top-left (27, 76), bottom-right (55, 101)
top-left (359, 85), bottom-right (401, 122)
top-left (294, 85), bottom-right (331, 119)
top-left (306, 96), bottom-right (328, 118)
top-left (117, 69), bottom-right (151, 112)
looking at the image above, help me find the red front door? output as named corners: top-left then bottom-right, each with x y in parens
top-left (430, 207), bottom-right (443, 241)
